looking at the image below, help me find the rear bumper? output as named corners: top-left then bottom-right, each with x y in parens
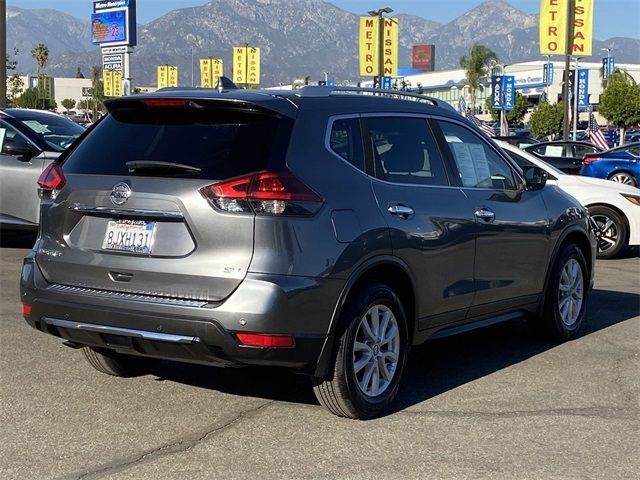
top-left (20, 254), bottom-right (343, 372)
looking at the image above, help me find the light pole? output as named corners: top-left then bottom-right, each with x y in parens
top-left (367, 7), bottom-right (393, 89)
top-left (190, 47), bottom-right (194, 87)
top-left (544, 54), bottom-right (552, 101)
top-left (323, 71), bottom-right (329, 83)
top-left (572, 56), bottom-right (583, 140)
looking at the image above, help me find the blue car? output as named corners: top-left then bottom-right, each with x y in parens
top-left (581, 143), bottom-right (640, 187)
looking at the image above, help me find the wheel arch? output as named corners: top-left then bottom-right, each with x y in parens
top-left (540, 226), bottom-right (594, 316)
top-left (313, 256), bottom-right (417, 379)
top-left (586, 203), bottom-right (630, 245)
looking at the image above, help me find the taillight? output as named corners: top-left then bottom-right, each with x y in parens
top-left (582, 156), bottom-right (602, 165)
top-left (37, 163), bottom-right (66, 199)
top-left (22, 304), bottom-right (32, 316)
top-left (200, 171), bottom-right (323, 216)
top-left (236, 332), bottom-right (294, 348)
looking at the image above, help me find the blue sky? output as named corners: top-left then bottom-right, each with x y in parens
top-left (13, 0), bottom-right (640, 40)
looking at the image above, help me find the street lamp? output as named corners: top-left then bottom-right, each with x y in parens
top-left (368, 7), bottom-right (393, 89)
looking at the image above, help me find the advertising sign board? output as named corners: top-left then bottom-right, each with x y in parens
top-left (232, 47), bottom-right (260, 85)
top-left (92, 0), bottom-right (137, 47)
top-left (200, 59), bottom-right (223, 88)
top-left (539, 0), bottom-right (593, 55)
top-left (103, 70), bottom-right (122, 97)
top-left (502, 76), bottom-right (515, 111)
top-left (411, 45), bottom-right (434, 71)
top-left (577, 69), bottom-right (589, 111)
top-left (491, 75), bottom-right (503, 110)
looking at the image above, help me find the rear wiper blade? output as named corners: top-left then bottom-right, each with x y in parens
top-left (125, 160), bottom-right (201, 173)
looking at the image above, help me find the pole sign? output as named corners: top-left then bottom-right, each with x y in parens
top-left (157, 65), bottom-right (177, 88)
top-left (608, 57), bottom-right (615, 77)
top-left (539, 0), bottom-right (593, 55)
top-left (37, 75), bottom-right (52, 100)
top-left (577, 68), bottom-right (589, 111)
top-left (491, 75), bottom-right (503, 110)
top-left (91, 0), bottom-right (137, 47)
top-left (200, 58), bottom-right (223, 88)
top-left (542, 62), bottom-right (554, 85)
top-left (502, 76), bottom-right (515, 111)
top-left (382, 76), bottom-right (392, 89)
top-left (358, 17), bottom-right (398, 77)
top-left (232, 47), bottom-right (260, 85)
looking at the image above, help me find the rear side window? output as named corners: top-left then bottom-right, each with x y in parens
top-left (63, 105), bottom-right (290, 179)
top-left (366, 117), bottom-right (449, 186)
top-left (329, 118), bottom-right (365, 171)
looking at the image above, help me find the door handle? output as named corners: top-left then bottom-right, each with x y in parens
top-left (475, 207), bottom-right (495, 223)
top-left (388, 204), bottom-right (414, 219)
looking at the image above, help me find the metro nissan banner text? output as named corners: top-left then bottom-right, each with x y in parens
top-left (539, 0), bottom-right (593, 55)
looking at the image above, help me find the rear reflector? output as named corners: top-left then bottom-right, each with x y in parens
top-left (143, 99), bottom-right (188, 108)
top-left (37, 163), bottom-right (66, 190)
top-left (236, 332), bottom-right (294, 348)
top-left (582, 156), bottom-right (602, 165)
top-left (22, 304), bottom-right (32, 315)
top-left (200, 171), bottom-right (323, 216)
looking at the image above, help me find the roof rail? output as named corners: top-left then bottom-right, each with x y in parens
top-left (295, 85), bottom-right (457, 113)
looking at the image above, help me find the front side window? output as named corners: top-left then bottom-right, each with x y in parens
top-left (0, 122), bottom-right (28, 155)
top-left (437, 120), bottom-right (518, 190)
top-left (366, 116), bottom-right (449, 186)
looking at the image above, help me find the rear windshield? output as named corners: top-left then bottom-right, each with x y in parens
top-left (62, 105), bottom-right (290, 179)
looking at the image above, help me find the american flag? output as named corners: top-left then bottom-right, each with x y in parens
top-left (588, 112), bottom-right (609, 150)
top-left (467, 112), bottom-right (496, 137)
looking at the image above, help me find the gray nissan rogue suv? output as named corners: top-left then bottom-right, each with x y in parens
top-left (21, 86), bottom-right (596, 419)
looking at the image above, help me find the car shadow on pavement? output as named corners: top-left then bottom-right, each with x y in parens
top-left (152, 288), bottom-right (639, 413)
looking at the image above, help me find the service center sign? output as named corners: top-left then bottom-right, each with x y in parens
top-left (359, 17), bottom-right (398, 77)
top-left (539, 0), bottom-right (593, 55)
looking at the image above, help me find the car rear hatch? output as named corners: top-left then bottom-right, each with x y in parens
top-left (35, 96), bottom-right (294, 302)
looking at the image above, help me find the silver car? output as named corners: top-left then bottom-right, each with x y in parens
top-left (0, 108), bottom-right (84, 229)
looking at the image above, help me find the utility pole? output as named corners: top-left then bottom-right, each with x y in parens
top-left (0, 0), bottom-right (7, 108)
top-left (562, 0), bottom-right (575, 141)
top-left (368, 7), bottom-right (393, 88)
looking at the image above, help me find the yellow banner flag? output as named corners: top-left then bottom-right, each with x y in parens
top-left (112, 71), bottom-right (122, 96)
top-left (359, 17), bottom-right (378, 76)
top-left (200, 59), bottom-right (224, 88)
top-left (247, 48), bottom-right (260, 85)
top-left (103, 70), bottom-right (122, 97)
top-left (233, 47), bottom-right (247, 85)
top-left (539, 0), bottom-right (568, 55)
top-left (572, 0), bottom-right (593, 55)
top-left (157, 65), bottom-right (168, 88)
top-left (359, 17), bottom-right (398, 77)
top-left (167, 66), bottom-right (178, 87)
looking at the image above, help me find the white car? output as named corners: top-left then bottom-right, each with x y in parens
top-left (497, 140), bottom-right (640, 259)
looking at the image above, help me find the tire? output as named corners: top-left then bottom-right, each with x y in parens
top-left (312, 283), bottom-right (409, 419)
top-left (533, 243), bottom-right (589, 341)
top-left (82, 347), bottom-right (160, 377)
top-left (608, 171), bottom-right (637, 187)
top-left (588, 206), bottom-right (627, 259)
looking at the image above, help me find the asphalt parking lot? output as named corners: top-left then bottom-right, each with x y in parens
top-left (1, 231), bottom-right (638, 480)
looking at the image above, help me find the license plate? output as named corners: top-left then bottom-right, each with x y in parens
top-left (102, 220), bottom-right (156, 254)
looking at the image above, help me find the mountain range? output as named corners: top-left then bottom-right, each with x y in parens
top-left (7, 0), bottom-right (640, 87)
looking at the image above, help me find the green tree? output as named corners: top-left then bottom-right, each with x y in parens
top-left (31, 43), bottom-right (49, 74)
top-left (7, 74), bottom-right (24, 103)
top-left (459, 44), bottom-right (498, 112)
top-left (529, 101), bottom-right (564, 140)
top-left (90, 66), bottom-right (106, 118)
top-left (61, 98), bottom-right (76, 112)
top-left (6, 47), bottom-right (19, 72)
top-left (14, 88), bottom-right (56, 110)
top-left (598, 69), bottom-right (640, 146)
top-left (484, 91), bottom-right (529, 124)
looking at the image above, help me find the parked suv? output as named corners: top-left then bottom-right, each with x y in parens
top-left (21, 87), bottom-right (595, 419)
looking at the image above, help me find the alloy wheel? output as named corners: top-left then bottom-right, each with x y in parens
top-left (591, 213), bottom-right (620, 254)
top-left (557, 258), bottom-right (584, 327)
top-left (609, 172), bottom-right (636, 186)
top-left (352, 304), bottom-right (400, 397)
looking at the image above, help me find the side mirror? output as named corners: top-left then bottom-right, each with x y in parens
top-left (522, 166), bottom-right (548, 191)
top-left (3, 140), bottom-right (37, 161)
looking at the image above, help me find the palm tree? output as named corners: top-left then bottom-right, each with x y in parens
top-left (459, 44), bottom-right (498, 113)
top-left (31, 43), bottom-right (49, 74)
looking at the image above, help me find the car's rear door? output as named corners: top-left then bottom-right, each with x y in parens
top-left (36, 97), bottom-right (294, 302)
top-left (366, 115), bottom-right (477, 329)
